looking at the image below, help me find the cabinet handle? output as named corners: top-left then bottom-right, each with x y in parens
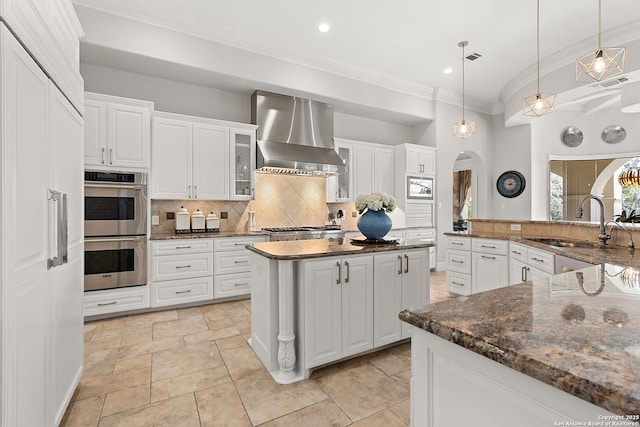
top-left (511, 250), bottom-right (522, 255)
top-left (404, 254), bottom-right (409, 273)
top-left (451, 281), bottom-right (464, 287)
top-left (109, 148), bottom-right (113, 165)
top-left (481, 255), bottom-right (496, 260)
top-left (234, 283), bottom-right (248, 287)
top-left (531, 257), bottom-right (544, 263)
top-left (97, 301), bottom-right (117, 307)
top-left (398, 255), bottom-right (403, 275)
top-left (175, 289), bottom-right (192, 294)
top-left (234, 260), bottom-right (249, 264)
top-left (336, 261), bottom-right (341, 285)
top-left (175, 246), bottom-right (192, 249)
top-left (452, 259), bottom-right (464, 264)
top-left (345, 261), bottom-right (350, 283)
top-left (234, 243), bottom-right (246, 246)
top-left (187, 185), bottom-right (192, 198)
top-left (101, 148), bottom-right (105, 164)
top-left (194, 185), bottom-right (198, 199)
top-left (451, 241), bottom-right (464, 245)
top-left (480, 245), bottom-right (496, 249)
top-left (175, 265), bottom-right (191, 269)
top-left (521, 266), bottom-right (526, 282)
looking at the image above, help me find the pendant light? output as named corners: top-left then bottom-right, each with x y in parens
top-left (576, 0), bottom-right (625, 82)
top-left (523, 0), bottom-right (555, 117)
top-left (453, 41), bottom-right (475, 138)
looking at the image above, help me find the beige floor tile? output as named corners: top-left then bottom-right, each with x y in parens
top-left (196, 382), bottom-right (252, 427)
top-left (231, 315), bottom-right (251, 334)
top-left (75, 367), bottom-right (151, 400)
top-left (97, 393), bottom-right (200, 427)
top-left (215, 334), bottom-right (248, 351)
top-left (116, 336), bottom-right (183, 360)
top-left (314, 363), bottom-right (409, 422)
top-left (368, 351), bottom-right (410, 376)
top-left (389, 398), bottom-right (410, 425)
top-left (151, 366), bottom-right (231, 402)
top-left (183, 326), bottom-right (240, 344)
top-left (205, 317), bottom-right (234, 330)
top-left (234, 371), bottom-right (328, 426)
top-left (125, 310), bottom-right (178, 328)
top-left (94, 317), bottom-right (128, 330)
top-left (152, 342), bottom-right (224, 382)
top-left (120, 330), bottom-right (154, 347)
top-left (152, 315), bottom-right (210, 340)
top-left (260, 399), bottom-right (351, 427)
top-left (84, 336), bottom-right (122, 355)
top-left (60, 395), bottom-right (104, 427)
top-left (90, 324), bottom-right (153, 343)
top-left (177, 306), bottom-right (202, 318)
top-left (83, 348), bottom-right (118, 379)
top-left (101, 383), bottom-right (150, 417)
top-left (220, 345), bottom-right (267, 382)
top-left (391, 369), bottom-right (411, 390)
top-left (390, 342), bottom-right (411, 359)
top-left (349, 409), bottom-right (407, 427)
top-left (113, 353), bottom-right (152, 374)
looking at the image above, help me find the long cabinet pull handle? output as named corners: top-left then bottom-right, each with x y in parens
top-left (451, 242), bottom-right (464, 245)
top-left (404, 254), bottom-right (409, 274)
top-left (452, 259), bottom-right (464, 264)
top-left (101, 147), bottom-right (105, 164)
top-left (481, 255), bottom-right (496, 260)
top-left (97, 301), bottom-right (117, 307)
top-left (175, 246), bottom-right (192, 249)
top-left (109, 148), bottom-right (113, 165)
top-left (194, 185), bottom-right (198, 199)
top-left (398, 255), bottom-right (403, 275)
top-left (234, 243), bottom-right (246, 246)
top-left (175, 265), bottom-right (191, 269)
top-left (175, 289), bottom-right (192, 294)
top-left (187, 185), bottom-right (191, 198)
top-left (451, 281), bottom-right (464, 286)
top-left (234, 260), bottom-right (249, 264)
top-left (336, 261), bottom-right (341, 285)
top-left (521, 266), bottom-right (526, 282)
top-left (512, 250), bottom-right (522, 255)
top-left (345, 261), bottom-right (350, 283)
top-left (61, 193), bottom-right (68, 264)
top-left (480, 244), bottom-right (496, 249)
top-left (47, 189), bottom-right (64, 270)
top-left (531, 257), bottom-right (544, 263)
top-left (234, 283), bottom-right (248, 287)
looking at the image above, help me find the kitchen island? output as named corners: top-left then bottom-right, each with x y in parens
top-left (247, 237), bottom-right (435, 384)
top-left (400, 263), bottom-right (640, 426)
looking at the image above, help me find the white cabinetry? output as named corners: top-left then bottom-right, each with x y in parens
top-left (152, 112), bottom-right (257, 200)
top-left (401, 144), bottom-right (436, 175)
top-left (509, 242), bottom-right (554, 285)
top-left (150, 239), bottom-right (214, 307)
top-left (213, 235), bottom-right (267, 298)
top-left (406, 228), bottom-right (436, 269)
top-left (394, 143), bottom-right (436, 227)
top-left (84, 286), bottom-right (150, 317)
top-left (446, 236), bottom-right (472, 295)
top-left (303, 256), bottom-right (374, 368)
top-left (373, 250), bottom-right (429, 347)
top-left (471, 238), bottom-right (509, 293)
top-left (1, 22), bottom-right (83, 426)
top-left (84, 92), bottom-right (153, 170)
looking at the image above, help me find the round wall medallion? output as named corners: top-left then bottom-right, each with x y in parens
top-left (496, 170), bottom-right (526, 198)
top-left (560, 126), bottom-right (583, 147)
top-left (601, 125), bottom-right (626, 144)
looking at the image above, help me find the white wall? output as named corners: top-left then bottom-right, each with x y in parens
top-left (334, 112), bottom-right (414, 145)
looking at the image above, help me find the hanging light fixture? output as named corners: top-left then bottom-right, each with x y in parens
top-left (576, 0), bottom-right (625, 82)
top-left (453, 41), bottom-right (475, 138)
top-left (523, 0), bottom-right (555, 117)
top-left (618, 169), bottom-right (640, 187)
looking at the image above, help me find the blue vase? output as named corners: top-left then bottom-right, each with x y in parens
top-left (357, 209), bottom-right (392, 240)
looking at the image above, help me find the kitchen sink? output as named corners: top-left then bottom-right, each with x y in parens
top-left (528, 238), bottom-right (599, 249)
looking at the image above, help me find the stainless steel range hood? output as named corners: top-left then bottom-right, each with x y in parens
top-left (251, 90), bottom-right (345, 176)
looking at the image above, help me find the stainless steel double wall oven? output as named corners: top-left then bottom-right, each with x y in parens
top-left (84, 171), bottom-right (147, 291)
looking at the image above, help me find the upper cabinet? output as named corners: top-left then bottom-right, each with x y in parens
top-left (398, 143), bottom-right (436, 176)
top-left (326, 141), bottom-right (353, 202)
top-left (151, 111), bottom-right (257, 201)
top-left (84, 92), bottom-right (153, 171)
top-left (394, 144), bottom-right (437, 228)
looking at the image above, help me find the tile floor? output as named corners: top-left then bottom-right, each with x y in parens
top-left (61, 271), bottom-right (453, 427)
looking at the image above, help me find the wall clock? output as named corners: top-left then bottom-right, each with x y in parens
top-left (496, 170), bottom-right (526, 198)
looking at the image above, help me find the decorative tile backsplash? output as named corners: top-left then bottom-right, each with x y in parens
top-left (151, 173), bottom-right (359, 234)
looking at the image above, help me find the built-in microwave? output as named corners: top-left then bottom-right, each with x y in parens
top-left (84, 171), bottom-right (147, 237)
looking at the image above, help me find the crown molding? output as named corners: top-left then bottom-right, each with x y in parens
top-left (434, 88), bottom-right (494, 115)
top-left (73, 0), bottom-right (436, 100)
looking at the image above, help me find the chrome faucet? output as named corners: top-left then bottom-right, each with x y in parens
top-left (605, 220), bottom-right (635, 250)
top-left (576, 195), bottom-right (609, 248)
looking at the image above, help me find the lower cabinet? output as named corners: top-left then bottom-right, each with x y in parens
top-left (509, 242), bottom-right (554, 285)
top-left (213, 235), bottom-right (267, 298)
top-left (303, 255), bottom-right (374, 368)
top-left (84, 285), bottom-right (150, 316)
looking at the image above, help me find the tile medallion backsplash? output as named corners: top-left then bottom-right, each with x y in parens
top-left (151, 173), bottom-right (358, 234)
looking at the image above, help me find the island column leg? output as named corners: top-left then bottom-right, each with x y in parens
top-left (277, 260), bottom-right (296, 381)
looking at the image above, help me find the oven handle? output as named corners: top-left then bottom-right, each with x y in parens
top-left (85, 236), bottom-right (144, 243)
top-left (84, 183), bottom-right (144, 190)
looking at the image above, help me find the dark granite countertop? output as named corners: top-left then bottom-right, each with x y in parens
top-left (400, 263), bottom-right (640, 416)
top-left (247, 237), bottom-right (435, 260)
top-left (150, 231), bottom-right (267, 240)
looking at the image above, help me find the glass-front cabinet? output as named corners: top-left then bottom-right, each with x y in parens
top-left (230, 128), bottom-right (256, 200)
top-left (326, 141), bottom-right (353, 202)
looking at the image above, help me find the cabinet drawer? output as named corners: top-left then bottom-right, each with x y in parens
top-left (214, 251), bottom-right (252, 274)
top-left (446, 249), bottom-right (471, 274)
top-left (151, 239), bottom-right (213, 256)
top-left (509, 242), bottom-right (528, 262)
top-left (447, 237), bottom-right (471, 251)
top-left (151, 277), bottom-right (213, 307)
top-left (406, 228), bottom-right (435, 240)
top-left (447, 271), bottom-right (471, 296)
top-left (151, 253), bottom-right (213, 281)
top-left (472, 238), bottom-right (508, 256)
top-left (214, 272), bottom-right (251, 298)
top-left (214, 235), bottom-right (266, 252)
top-left (527, 248), bottom-right (554, 275)
top-left (84, 286), bottom-right (150, 316)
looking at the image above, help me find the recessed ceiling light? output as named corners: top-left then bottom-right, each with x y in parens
top-left (318, 23), bottom-right (330, 33)
top-left (443, 67), bottom-right (453, 74)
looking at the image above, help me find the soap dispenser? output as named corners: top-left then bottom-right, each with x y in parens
top-left (206, 211), bottom-right (220, 232)
top-left (191, 208), bottom-right (205, 233)
top-left (175, 206), bottom-right (191, 234)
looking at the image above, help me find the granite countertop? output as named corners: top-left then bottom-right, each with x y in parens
top-left (400, 263), bottom-right (640, 415)
top-left (247, 237), bottom-right (435, 260)
top-left (150, 231), bottom-right (267, 240)
top-left (444, 231), bottom-right (640, 270)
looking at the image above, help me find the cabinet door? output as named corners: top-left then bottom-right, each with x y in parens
top-left (327, 142), bottom-right (353, 202)
top-left (230, 128), bottom-right (255, 200)
top-left (192, 123), bottom-right (228, 199)
top-left (83, 99), bottom-right (107, 166)
top-left (374, 147), bottom-right (394, 196)
top-left (528, 265), bottom-right (552, 286)
top-left (373, 253), bottom-right (403, 347)
top-left (402, 250), bottom-right (429, 338)
top-left (509, 258), bottom-right (529, 285)
top-left (151, 117), bottom-right (192, 199)
top-left (341, 256), bottom-right (374, 358)
top-left (107, 103), bottom-right (150, 168)
top-left (405, 145), bottom-right (423, 175)
top-left (353, 144), bottom-right (374, 197)
top-left (304, 258), bottom-right (342, 368)
top-left (472, 253), bottom-right (509, 293)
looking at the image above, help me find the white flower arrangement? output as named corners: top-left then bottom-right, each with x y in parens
top-left (355, 192), bottom-right (396, 214)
